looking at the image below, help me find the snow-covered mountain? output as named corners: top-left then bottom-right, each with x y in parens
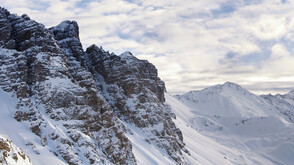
top-left (0, 7), bottom-right (294, 165)
top-left (169, 82), bottom-right (294, 165)
top-left (0, 7), bottom-right (186, 165)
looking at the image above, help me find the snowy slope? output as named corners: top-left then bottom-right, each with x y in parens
top-left (168, 82), bottom-right (294, 165)
top-left (0, 136), bottom-right (32, 165)
top-left (123, 122), bottom-right (183, 165)
top-left (1, 7), bottom-right (294, 165)
top-left (0, 89), bottom-right (67, 165)
top-left (174, 82), bottom-right (276, 118)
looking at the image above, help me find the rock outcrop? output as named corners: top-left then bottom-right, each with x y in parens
top-left (0, 7), bottom-right (135, 165)
top-left (0, 7), bottom-right (187, 164)
top-left (85, 45), bottom-right (188, 162)
top-left (0, 136), bottom-right (32, 165)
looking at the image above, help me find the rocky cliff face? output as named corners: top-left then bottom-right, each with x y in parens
top-left (0, 7), bottom-right (187, 164)
top-left (0, 7), bottom-right (135, 165)
top-left (84, 45), bottom-right (187, 162)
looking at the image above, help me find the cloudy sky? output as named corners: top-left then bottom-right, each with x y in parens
top-left (1, 0), bottom-right (294, 94)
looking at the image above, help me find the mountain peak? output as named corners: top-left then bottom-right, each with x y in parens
top-left (0, 7), bottom-right (10, 15)
top-left (21, 14), bottom-right (30, 20)
top-left (176, 82), bottom-right (269, 118)
top-left (285, 89), bottom-right (294, 97)
top-left (50, 20), bottom-right (80, 40)
top-left (85, 44), bottom-right (110, 59)
top-left (200, 81), bottom-right (248, 94)
top-left (223, 81), bottom-right (241, 87)
top-left (222, 81), bottom-right (247, 91)
top-left (120, 51), bottom-right (133, 56)
top-left (120, 51), bottom-right (139, 63)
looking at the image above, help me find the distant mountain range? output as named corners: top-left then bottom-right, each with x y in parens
top-left (169, 81), bottom-right (294, 165)
top-left (0, 7), bottom-right (293, 165)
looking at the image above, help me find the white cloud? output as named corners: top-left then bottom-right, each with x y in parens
top-left (261, 43), bottom-right (294, 75)
top-left (1, 0), bottom-right (294, 94)
top-left (250, 15), bottom-right (290, 40)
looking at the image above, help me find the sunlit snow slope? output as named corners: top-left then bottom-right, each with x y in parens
top-left (167, 82), bottom-right (294, 165)
top-left (0, 89), bottom-right (67, 165)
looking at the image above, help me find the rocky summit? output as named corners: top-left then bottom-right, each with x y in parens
top-left (0, 7), bottom-right (187, 165)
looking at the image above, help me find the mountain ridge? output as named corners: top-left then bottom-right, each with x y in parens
top-left (0, 7), bottom-right (294, 165)
top-left (0, 7), bottom-right (187, 165)
top-left (169, 82), bottom-right (294, 165)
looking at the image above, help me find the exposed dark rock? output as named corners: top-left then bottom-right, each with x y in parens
top-left (0, 7), bottom-right (187, 165)
top-left (85, 45), bottom-right (188, 163)
top-left (49, 20), bottom-right (136, 164)
top-left (0, 136), bottom-right (32, 164)
top-left (0, 7), bottom-right (136, 165)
